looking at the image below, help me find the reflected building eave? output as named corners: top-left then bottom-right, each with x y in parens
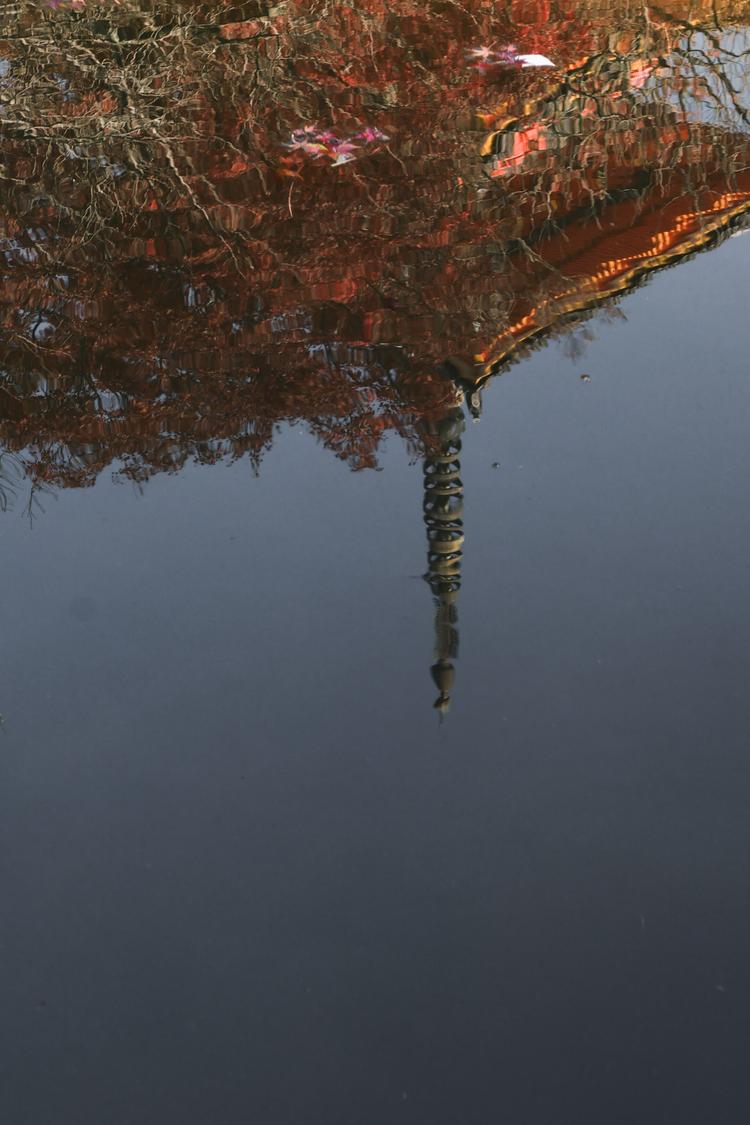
top-left (464, 172), bottom-right (750, 387)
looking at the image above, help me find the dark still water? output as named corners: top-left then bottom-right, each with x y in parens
top-left (3, 2), bottom-right (750, 1122)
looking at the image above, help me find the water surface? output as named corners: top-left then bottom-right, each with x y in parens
top-left (2, 2), bottom-right (750, 1121)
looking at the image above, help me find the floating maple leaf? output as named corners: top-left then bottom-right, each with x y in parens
top-left (355, 127), bottom-right (389, 143)
top-left (283, 124), bottom-right (389, 168)
top-left (466, 46), bottom-right (497, 62)
top-left (329, 141), bottom-right (359, 165)
top-left (465, 44), bottom-right (553, 69)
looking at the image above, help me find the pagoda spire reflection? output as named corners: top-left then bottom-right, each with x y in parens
top-left (423, 400), bottom-right (467, 715)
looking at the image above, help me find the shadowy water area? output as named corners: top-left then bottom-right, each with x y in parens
top-left (2, 1), bottom-right (750, 1121)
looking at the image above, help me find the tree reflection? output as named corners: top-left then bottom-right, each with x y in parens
top-left (2, 1), bottom-right (750, 492)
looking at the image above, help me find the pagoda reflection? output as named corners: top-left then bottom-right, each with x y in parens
top-left (423, 405), bottom-right (466, 716)
top-left (3, 1), bottom-right (750, 707)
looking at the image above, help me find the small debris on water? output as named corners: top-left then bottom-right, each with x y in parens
top-left (491, 461), bottom-right (501, 469)
top-left (517, 53), bottom-right (555, 68)
top-left (580, 373), bottom-right (591, 381)
top-left (466, 46), bottom-right (554, 69)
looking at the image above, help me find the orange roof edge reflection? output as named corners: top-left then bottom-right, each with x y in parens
top-left (470, 180), bottom-right (750, 383)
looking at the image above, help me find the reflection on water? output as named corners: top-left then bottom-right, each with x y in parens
top-left (5, 0), bottom-right (750, 707)
top-left (5, 5), bottom-right (750, 1122)
top-left (423, 406), bottom-right (465, 715)
top-left (3, 0), bottom-right (750, 487)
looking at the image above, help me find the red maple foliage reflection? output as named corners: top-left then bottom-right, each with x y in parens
top-left (1, 0), bottom-right (750, 498)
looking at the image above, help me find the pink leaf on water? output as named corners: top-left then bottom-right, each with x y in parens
top-left (355, 127), bottom-right (389, 143)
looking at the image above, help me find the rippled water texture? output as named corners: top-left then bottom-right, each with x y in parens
top-left (3, 2), bottom-right (750, 1121)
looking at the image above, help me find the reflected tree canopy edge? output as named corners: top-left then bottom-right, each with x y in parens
top-left (1, 0), bottom-right (750, 491)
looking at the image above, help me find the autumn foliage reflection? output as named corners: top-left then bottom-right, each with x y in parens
top-left (2, 0), bottom-right (750, 498)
